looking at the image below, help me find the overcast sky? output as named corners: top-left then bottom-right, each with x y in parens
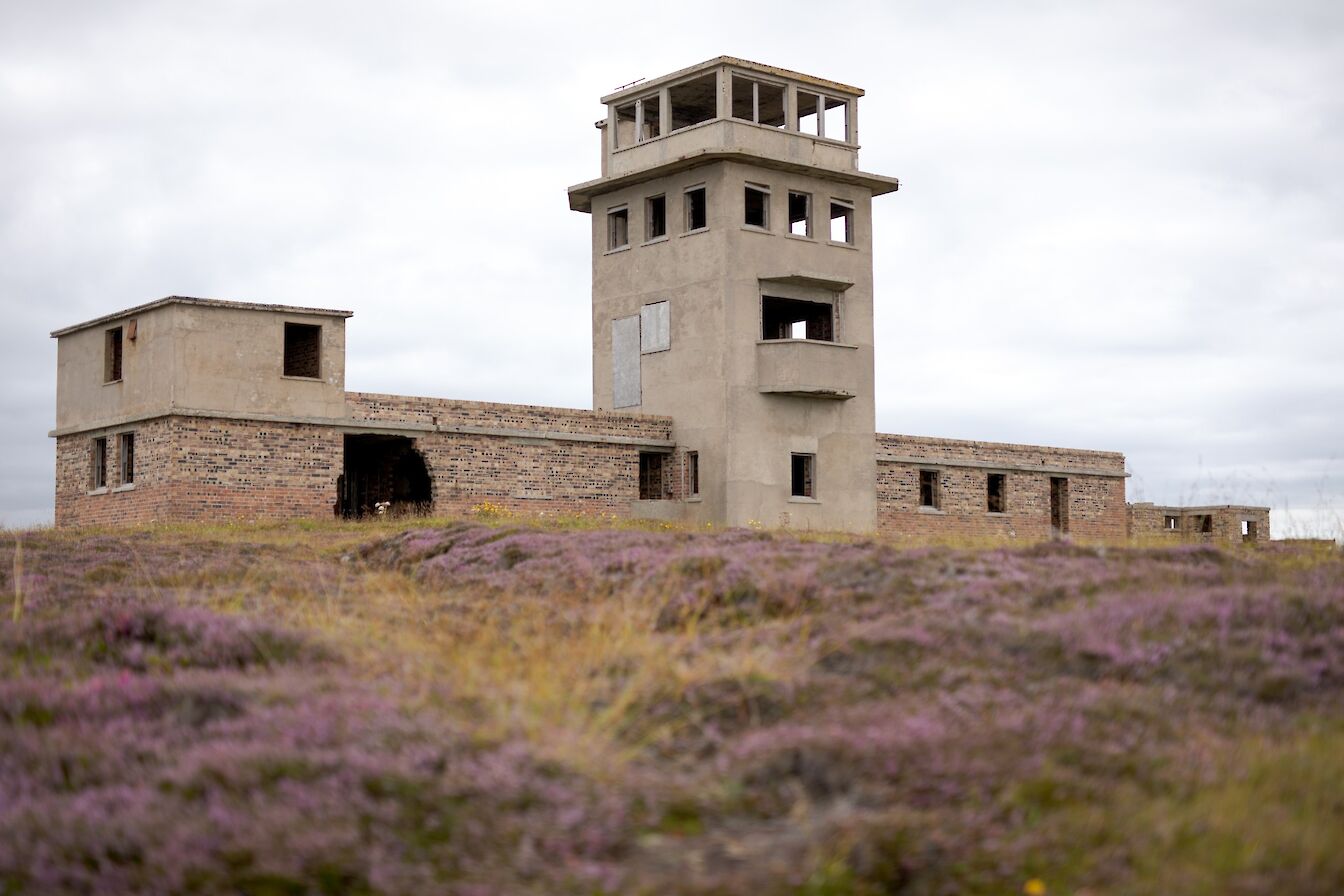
top-left (2, 0), bottom-right (1341, 537)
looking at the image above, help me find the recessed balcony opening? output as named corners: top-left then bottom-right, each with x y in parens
top-left (731, 75), bottom-right (786, 128)
top-left (762, 296), bottom-right (834, 342)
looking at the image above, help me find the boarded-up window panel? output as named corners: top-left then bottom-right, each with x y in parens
top-left (612, 315), bottom-right (641, 408)
top-left (641, 301), bottom-right (670, 353)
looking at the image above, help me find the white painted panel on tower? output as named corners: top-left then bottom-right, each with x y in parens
top-left (612, 315), bottom-right (641, 408)
top-left (641, 301), bottom-right (670, 353)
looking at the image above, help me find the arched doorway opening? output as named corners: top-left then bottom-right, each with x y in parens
top-left (337, 434), bottom-right (432, 517)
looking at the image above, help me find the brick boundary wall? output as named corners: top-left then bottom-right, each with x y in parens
top-left (55, 400), bottom-right (676, 527)
top-left (1127, 502), bottom-right (1271, 544)
top-left (876, 433), bottom-right (1129, 540)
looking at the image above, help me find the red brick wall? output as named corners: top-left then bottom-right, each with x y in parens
top-left (876, 433), bottom-right (1128, 540)
top-left (348, 392), bottom-right (673, 441)
top-left (1127, 502), bottom-right (1270, 543)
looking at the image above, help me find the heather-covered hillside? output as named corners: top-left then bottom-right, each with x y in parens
top-left (2, 520), bottom-right (1341, 895)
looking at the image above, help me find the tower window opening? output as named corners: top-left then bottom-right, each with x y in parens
top-left (1164, 515), bottom-right (1180, 531)
top-left (607, 206), bottom-right (629, 250)
top-left (1242, 520), bottom-right (1257, 541)
top-left (283, 323), bottom-right (322, 378)
top-left (797, 92), bottom-right (820, 135)
top-left (987, 473), bottom-right (1007, 513)
top-left (104, 327), bottom-right (123, 382)
top-left (1199, 514), bottom-right (1213, 534)
top-left (731, 75), bottom-right (786, 127)
top-left (684, 186), bottom-right (707, 232)
top-left (639, 452), bottom-right (667, 500)
top-left (919, 470), bottom-right (940, 509)
top-left (91, 437), bottom-right (108, 490)
top-left (788, 191), bottom-right (811, 237)
top-left (761, 296), bottom-right (834, 342)
top-left (830, 200), bottom-right (854, 244)
top-left (822, 96), bottom-right (849, 141)
top-left (614, 102), bottom-right (636, 148)
top-left (744, 184), bottom-right (769, 229)
top-left (646, 194), bottom-right (666, 240)
top-left (791, 453), bottom-right (815, 498)
top-left (669, 72), bottom-right (717, 131)
top-left (638, 94), bottom-right (661, 141)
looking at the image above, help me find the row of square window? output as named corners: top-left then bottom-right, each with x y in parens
top-left (100, 322), bottom-right (324, 384)
top-left (89, 432), bottom-right (136, 491)
top-left (638, 451), bottom-right (811, 501)
top-left (607, 185), bottom-right (855, 251)
top-left (919, 470), bottom-right (1010, 513)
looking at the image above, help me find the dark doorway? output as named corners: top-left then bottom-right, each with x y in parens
top-left (1049, 476), bottom-right (1069, 537)
top-left (338, 434), bottom-right (432, 518)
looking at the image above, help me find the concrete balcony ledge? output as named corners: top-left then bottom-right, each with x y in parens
top-left (756, 338), bottom-right (860, 400)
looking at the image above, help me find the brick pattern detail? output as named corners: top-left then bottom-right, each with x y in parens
top-left (348, 393), bottom-right (672, 441)
top-left (876, 433), bottom-right (1128, 540)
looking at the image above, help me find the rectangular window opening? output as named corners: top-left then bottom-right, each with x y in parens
top-left (639, 94), bottom-right (661, 141)
top-left (607, 206), bottom-right (629, 250)
top-left (614, 102), bottom-right (637, 148)
top-left (684, 186), bottom-right (707, 232)
top-left (822, 96), bottom-right (849, 141)
top-left (283, 323), bottom-right (322, 378)
top-left (1164, 515), bottom-right (1180, 531)
top-left (797, 91), bottom-right (820, 135)
top-left (118, 432), bottom-right (135, 485)
top-left (639, 452), bottom-right (667, 500)
top-left (829, 200), bottom-right (854, 244)
top-left (1242, 520), bottom-right (1257, 541)
top-left (788, 191), bottom-right (811, 237)
top-left (104, 327), bottom-right (123, 382)
top-left (791, 453), bottom-right (814, 498)
top-left (919, 470), bottom-right (940, 509)
top-left (646, 194), bottom-right (666, 240)
top-left (761, 295), bottom-right (834, 342)
top-left (744, 184), bottom-right (769, 229)
top-left (91, 437), bottom-right (108, 490)
top-left (731, 75), bottom-right (786, 128)
top-left (669, 72), bottom-right (717, 131)
top-left (987, 473), bottom-right (1007, 513)
top-left (1050, 477), bottom-right (1069, 534)
top-left (1199, 514), bottom-right (1213, 534)
top-left (687, 451), bottom-right (700, 497)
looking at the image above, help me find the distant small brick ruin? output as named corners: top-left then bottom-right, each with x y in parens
top-left (50, 58), bottom-right (1267, 542)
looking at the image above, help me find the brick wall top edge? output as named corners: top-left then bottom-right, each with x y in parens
top-left (346, 392), bottom-right (673, 436)
top-left (877, 432), bottom-right (1125, 462)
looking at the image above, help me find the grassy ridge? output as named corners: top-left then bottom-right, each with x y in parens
top-left (1, 519), bottom-right (1341, 895)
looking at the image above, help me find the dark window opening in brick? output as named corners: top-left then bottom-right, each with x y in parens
top-left (687, 451), bottom-right (700, 496)
top-left (118, 432), bottom-right (135, 485)
top-left (646, 194), bottom-right (666, 240)
top-left (987, 473), bottom-right (1007, 513)
top-left (791, 453), bottom-right (814, 498)
top-left (639, 452), bottom-right (667, 500)
top-left (788, 191), bottom-right (811, 236)
top-left (685, 187), bottom-right (707, 231)
top-left (339, 434), bottom-right (432, 518)
top-left (283, 323), bottom-right (322, 378)
top-left (830, 200), bottom-right (854, 244)
top-left (1164, 515), bottom-right (1180, 531)
top-left (1050, 476), bottom-right (1069, 535)
top-left (607, 206), bottom-right (629, 250)
top-left (919, 469), bottom-right (940, 509)
top-left (669, 72), bottom-right (717, 131)
top-left (1198, 514), bottom-right (1213, 534)
top-left (91, 437), bottom-right (108, 489)
top-left (1242, 520), bottom-right (1257, 541)
top-left (105, 327), bottom-right (123, 382)
top-left (744, 184), bottom-right (769, 228)
top-left (761, 296), bottom-right (833, 341)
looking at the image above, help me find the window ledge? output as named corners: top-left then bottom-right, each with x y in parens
top-left (827, 240), bottom-right (858, 250)
top-left (680, 227), bottom-right (710, 238)
top-left (603, 245), bottom-right (631, 255)
top-left (642, 235), bottom-right (669, 247)
top-left (87, 487), bottom-right (108, 496)
top-left (113, 483), bottom-right (136, 493)
top-left (684, 495), bottom-right (703, 503)
top-left (788, 496), bottom-right (821, 504)
top-left (785, 233), bottom-right (815, 242)
top-left (280, 374), bottom-right (322, 382)
top-left (741, 225), bottom-right (772, 234)
top-left (986, 511), bottom-right (1010, 517)
top-left (917, 506), bottom-right (944, 515)
top-left (103, 379), bottom-right (123, 386)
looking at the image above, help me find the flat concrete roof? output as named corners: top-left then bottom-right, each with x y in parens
top-left (601, 56), bottom-right (865, 105)
top-left (51, 296), bottom-right (354, 337)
